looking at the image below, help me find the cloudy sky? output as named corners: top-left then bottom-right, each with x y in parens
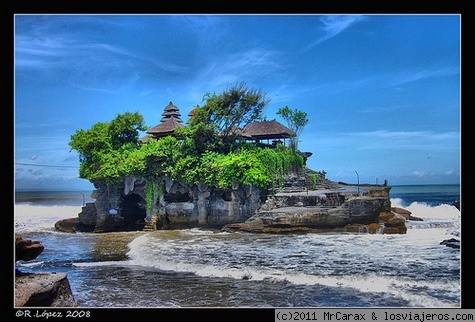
top-left (14, 14), bottom-right (461, 191)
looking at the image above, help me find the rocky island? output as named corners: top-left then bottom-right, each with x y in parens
top-left (55, 169), bottom-right (409, 235)
top-left (17, 91), bottom-right (418, 307)
top-left (56, 96), bottom-right (411, 235)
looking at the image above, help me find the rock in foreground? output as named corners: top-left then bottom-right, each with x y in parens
top-left (15, 235), bottom-right (76, 307)
top-left (15, 272), bottom-right (76, 307)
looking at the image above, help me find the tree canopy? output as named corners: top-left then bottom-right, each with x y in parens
top-left (68, 111), bottom-right (147, 183)
top-left (68, 85), bottom-right (304, 189)
top-left (186, 82), bottom-right (269, 153)
top-left (276, 105), bottom-right (309, 151)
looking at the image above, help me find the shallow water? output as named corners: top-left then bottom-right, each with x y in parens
top-left (14, 185), bottom-right (461, 308)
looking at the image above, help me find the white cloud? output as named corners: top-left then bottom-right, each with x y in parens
top-left (307, 15), bottom-right (366, 49)
top-left (412, 171), bottom-right (425, 177)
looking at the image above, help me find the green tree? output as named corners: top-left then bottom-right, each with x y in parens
top-left (276, 106), bottom-right (309, 151)
top-left (108, 111), bottom-right (148, 149)
top-left (68, 88), bottom-right (305, 191)
top-left (69, 111), bottom-right (147, 182)
top-left (188, 82), bottom-right (270, 152)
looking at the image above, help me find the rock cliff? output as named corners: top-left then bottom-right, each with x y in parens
top-left (222, 184), bottom-right (407, 234)
top-left (55, 169), bottom-right (407, 234)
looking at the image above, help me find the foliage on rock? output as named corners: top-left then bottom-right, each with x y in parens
top-left (68, 111), bottom-right (147, 185)
top-left (146, 180), bottom-right (160, 215)
top-left (68, 85), bottom-right (304, 190)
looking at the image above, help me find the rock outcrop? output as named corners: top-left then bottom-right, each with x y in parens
top-left (440, 237), bottom-right (460, 249)
top-left (57, 175), bottom-right (263, 233)
top-left (439, 201), bottom-right (461, 249)
top-left (15, 272), bottom-right (76, 307)
top-left (452, 200), bottom-right (460, 211)
top-left (223, 184), bottom-right (407, 234)
top-left (15, 235), bottom-right (44, 261)
top-left (391, 206), bottom-right (423, 221)
top-left (55, 169), bottom-right (409, 234)
top-left (15, 235), bottom-right (76, 307)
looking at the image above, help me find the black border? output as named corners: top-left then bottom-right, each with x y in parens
top-left (7, 0), bottom-right (469, 319)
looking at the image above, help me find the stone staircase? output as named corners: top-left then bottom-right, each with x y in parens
top-left (142, 214), bottom-right (160, 231)
top-left (276, 167), bottom-right (343, 193)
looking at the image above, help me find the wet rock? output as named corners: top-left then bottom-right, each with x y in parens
top-left (452, 201), bottom-right (460, 211)
top-left (15, 235), bottom-right (76, 307)
top-left (15, 235), bottom-right (44, 261)
top-left (440, 237), bottom-right (460, 249)
top-left (15, 272), bottom-right (76, 307)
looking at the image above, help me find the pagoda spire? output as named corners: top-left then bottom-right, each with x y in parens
top-left (160, 101), bottom-right (182, 123)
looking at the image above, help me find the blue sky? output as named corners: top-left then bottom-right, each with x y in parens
top-left (14, 14), bottom-right (461, 191)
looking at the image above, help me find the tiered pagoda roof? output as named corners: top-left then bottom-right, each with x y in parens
top-left (160, 101), bottom-right (183, 123)
top-left (144, 101), bottom-right (185, 140)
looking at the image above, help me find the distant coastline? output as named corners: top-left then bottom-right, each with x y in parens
top-left (14, 182), bottom-right (460, 193)
top-left (14, 183), bottom-right (460, 210)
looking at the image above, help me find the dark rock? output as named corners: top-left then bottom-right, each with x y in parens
top-left (440, 237), bottom-right (460, 249)
top-left (391, 206), bottom-right (423, 222)
top-left (391, 207), bottom-right (412, 219)
top-left (58, 172), bottom-right (405, 235)
top-left (15, 235), bottom-right (76, 307)
top-left (55, 217), bottom-right (95, 233)
top-left (223, 186), bottom-right (404, 234)
top-left (452, 201), bottom-right (460, 211)
top-left (15, 235), bottom-right (44, 261)
top-left (378, 212), bottom-right (408, 234)
top-left (15, 272), bottom-right (77, 307)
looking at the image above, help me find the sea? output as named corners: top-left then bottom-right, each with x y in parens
top-left (13, 184), bottom-right (463, 312)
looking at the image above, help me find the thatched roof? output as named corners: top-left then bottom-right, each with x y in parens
top-left (161, 101), bottom-right (183, 123)
top-left (162, 110), bottom-right (182, 118)
top-left (146, 117), bottom-right (184, 138)
top-left (161, 115), bottom-right (183, 123)
top-left (164, 101), bottom-right (180, 112)
top-left (221, 125), bottom-right (253, 139)
top-left (139, 134), bottom-right (153, 143)
top-left (186, 109), bottom-right (195, 124)
top-left (242, 119), bottom-right (295, 140)
top-left (144, 101), bottom-right (185, 139)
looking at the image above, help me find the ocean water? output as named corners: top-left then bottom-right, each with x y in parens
top-left (13, 184), bottom-right (462, 309)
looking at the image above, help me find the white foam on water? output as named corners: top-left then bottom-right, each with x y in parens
top-left (120, 230), bottom-right (460, 307)
top-left (14, 205), bottom-right (82, 234)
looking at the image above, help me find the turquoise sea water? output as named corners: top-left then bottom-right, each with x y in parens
top-left (14, 184), bottom-right (462, 310)
top-left (389, 184), bottom-right (460, 207)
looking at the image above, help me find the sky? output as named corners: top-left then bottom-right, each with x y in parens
top-left (13, 14), bottom-right (461, 191)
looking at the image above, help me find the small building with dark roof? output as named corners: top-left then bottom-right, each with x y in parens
top-left (146, 117), bottom-right (185, 139)
top-left (141, 101), bottom-right (185, 141)
top-left (142, 104), bottom-right (296, 148)
top-left (242, 119), bottom-right (295, 144)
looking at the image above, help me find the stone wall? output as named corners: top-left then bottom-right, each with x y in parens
top-left (75, 176), bottom-right (262, 232)
top-left (64, 174), bottom-right (404, 234)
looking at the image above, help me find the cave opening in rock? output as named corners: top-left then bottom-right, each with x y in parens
top-left (120, 193), bottom-right (147, 229)
top-left (221, 191), bottom-right (233, 201)
top-left (164, 191), bottom-right (192, 203)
